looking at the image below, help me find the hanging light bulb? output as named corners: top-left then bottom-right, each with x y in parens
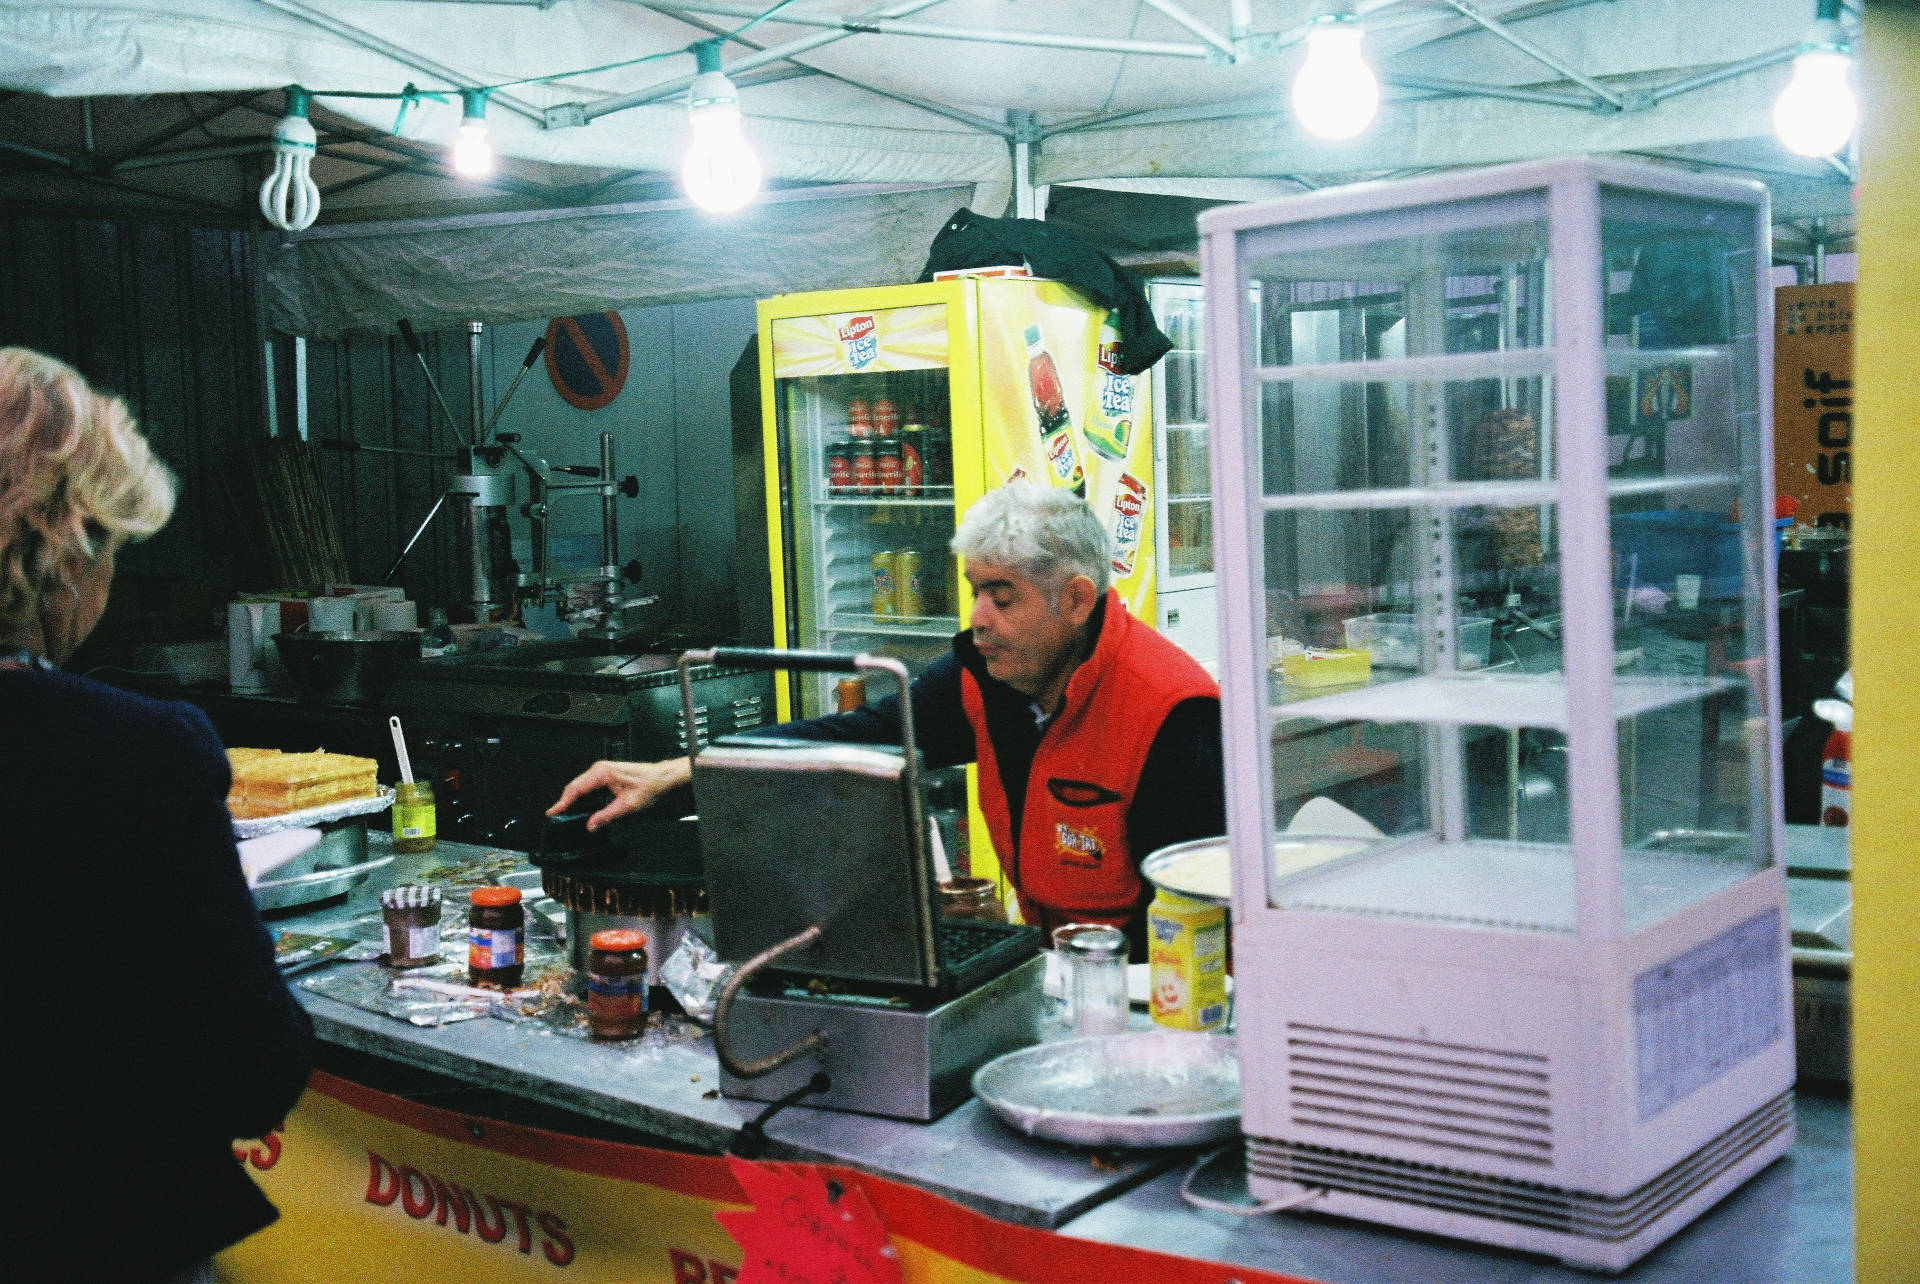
top-left (258, 86), bottom-right (321, 232)
top-left (1773, 6), bottom-right (1857, 158)
top-left (452, 89), bottom-right (494, 177)
top-left (1291, 8), bottom-right (1380, 141)
top-left (681, 42), bottom-right (762, 214)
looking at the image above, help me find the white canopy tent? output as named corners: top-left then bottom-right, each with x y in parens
top-left (0, 0), bottom-right (1860, 334)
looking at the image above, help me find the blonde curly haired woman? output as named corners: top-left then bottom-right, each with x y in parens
top-left (1, 348), bottom-right (313, 1281)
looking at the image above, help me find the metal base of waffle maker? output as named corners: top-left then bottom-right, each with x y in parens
top-left (720, 950), bottom-right (1044, 1121)
top-left (678, 647), bottom-right (1047, 1122)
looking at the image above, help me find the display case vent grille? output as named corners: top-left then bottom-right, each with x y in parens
top-left (1284, 1023), bottom-right (1554, 1166)
top-left (1249, 1091), bottom-right (1793, 1241)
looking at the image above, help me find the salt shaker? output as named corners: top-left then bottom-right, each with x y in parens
top-left (1066, 925), bottom-right (1129, 1037)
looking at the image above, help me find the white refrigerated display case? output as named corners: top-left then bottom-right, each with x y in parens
top-left (1200, 158), bottom-right (1790, 1272)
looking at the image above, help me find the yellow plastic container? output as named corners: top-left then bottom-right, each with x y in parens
top-left (1280, 646), bottom-right (1372, 688)
top-left (1148, 888), bottom-right (1228, 1031)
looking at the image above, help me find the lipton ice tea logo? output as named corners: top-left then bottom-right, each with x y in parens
top-left (838, 314), bottom-right (878, 370)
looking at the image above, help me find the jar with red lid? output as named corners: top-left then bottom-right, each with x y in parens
top-left (586, 929), bottom-right (649, 1040)
top-left (468, 886), bottom-right (525, 988)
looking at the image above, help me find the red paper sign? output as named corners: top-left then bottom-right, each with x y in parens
top-left (716, 1157), bottom-right (903, 1284)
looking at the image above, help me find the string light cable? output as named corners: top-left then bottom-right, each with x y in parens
top-left (255, 0), bottom-right (802, 229)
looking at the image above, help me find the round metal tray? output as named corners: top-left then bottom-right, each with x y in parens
top-left (972, 1030), bottom-right (1239, 1149)
top-left (1141, 832), bottom-right (1378, 907)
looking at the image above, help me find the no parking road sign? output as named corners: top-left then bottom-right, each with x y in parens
top-left (545, 311), bottom-right (630, 410)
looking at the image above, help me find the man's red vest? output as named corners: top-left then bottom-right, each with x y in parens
top-left (959, 589), bottom-right (1217, 934)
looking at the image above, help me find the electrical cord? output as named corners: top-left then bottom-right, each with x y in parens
top-left (1178, 1145), bottom-right (1327, 1217)
top-left (727, 1072), bottom-right (831, 1159)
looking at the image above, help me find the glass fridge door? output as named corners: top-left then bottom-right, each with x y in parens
top-left (1151, 281), bottom-right (1214, 589)
top-left (773, 357), bottom-right (960, 719)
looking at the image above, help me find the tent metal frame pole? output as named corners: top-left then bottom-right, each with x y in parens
top-left (252, 0), bottom-right (549, 124)
top-left (1385, 73), bottom-right (1597, 109)
top-left (1441, 0), bottom-right (1626, 108)
top-left (582, 0), bottom-right (955, 123)
top-left (640, 2), bottom-right (1214, 59)
top-left (1141, 0), bottom-right (1236, 58)
top-left (1646, 44), bottom-right (1800, 103)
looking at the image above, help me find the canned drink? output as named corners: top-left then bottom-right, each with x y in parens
top-left (875, 437), bottom-right (905, 496)
top-left (825, 439), bottom-right (852, 494)
top-left (847, 398), bottom-right (871, 438)
top-left (835, 676), bottom-right (867, 712)
top-left (895, 549), bottom-right (923, 617)
top-left (850, 439), bottom-right (879, 495)
top-left (873, 396), bottom-right (900, 437)
top-left (898, 424), bottom-right (926, 496)
top-left (871, 552), bottom-right (897, 617)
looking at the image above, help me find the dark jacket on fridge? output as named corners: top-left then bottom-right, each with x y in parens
top-left (2, 667), bottom-right (315, 1277)
top-left (918, 207), bottom-right (1174, 375)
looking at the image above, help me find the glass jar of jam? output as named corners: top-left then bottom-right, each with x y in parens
top-left (586, 929), bottom-right (649, 1040)
top-left (467, 886), bottom-right (525, 988)
top-left (380, 884), bottom-right (443, 967)
top-left (938, 877), bottom-right (1007, 922)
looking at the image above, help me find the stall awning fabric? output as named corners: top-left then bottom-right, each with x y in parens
top-left (264, 183), bottom-right (975, 338)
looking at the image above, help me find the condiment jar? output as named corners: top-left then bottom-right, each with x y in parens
top-left (467, 886), bottom-right (525, 988)
top-left (392, 780), bottom-right (437, 854)
top-left (380, 884), bottom-right (443, 968)
top-left (586, 929), bottom-right (649, 1040)
top-left (1064, 925), bottom-right (1129, 1037)
top-left (938, 877), bottom-right (1007, 922)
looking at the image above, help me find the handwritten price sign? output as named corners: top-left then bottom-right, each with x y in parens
top-left (717, 1157), bottom-right (902, 1284)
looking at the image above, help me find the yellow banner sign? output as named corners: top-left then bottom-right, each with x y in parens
top-left (219, 1073), bottom-right (1318, 1284)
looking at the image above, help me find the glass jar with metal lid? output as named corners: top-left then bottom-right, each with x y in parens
top-left (585, 929), bottom-right (649, 1040)
top-left (380, 884), bottom-right (442, 968)
top-left (1062, 924), bottom-right (1129, 1037)
top-left (467, 886), bottom-right (525, 988)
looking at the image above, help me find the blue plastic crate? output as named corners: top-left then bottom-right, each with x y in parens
top-left (1610, 510), bottom-right (1787, 601)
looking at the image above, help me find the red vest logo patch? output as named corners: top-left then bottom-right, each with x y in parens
top-left (1054, 822), bottom-right (1104, 868)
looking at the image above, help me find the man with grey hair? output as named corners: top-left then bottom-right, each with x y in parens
top-left (553, 482), bottom-right (1222, 953)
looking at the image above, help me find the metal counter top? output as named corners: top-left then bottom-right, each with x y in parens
top-left (1060, 1093), bottom-right (1852, 1284)
top-left (269, 835), bottom-right (1175, 1229)
top-left (270, 834), bottom-right (1854, 1274)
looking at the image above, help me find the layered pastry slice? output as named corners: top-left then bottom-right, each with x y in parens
top-left (227, 748), bottom-right (378, 818)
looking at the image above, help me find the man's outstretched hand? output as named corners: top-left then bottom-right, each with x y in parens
top-left (547, 758), bottom-right (692, 831)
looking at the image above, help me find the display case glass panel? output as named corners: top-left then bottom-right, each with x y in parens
top-left (1228, 176), bottom-right (1776, 937)
top-left (775, 361), bottom-right (960, 717)
top-left (1152, 283), bottom-right (1214, 582)
top-left (1599, 187), bottom-right (1773, 919)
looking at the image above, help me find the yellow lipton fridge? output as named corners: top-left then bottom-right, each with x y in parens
top-left (757, 277), bottom-right (1158, 893)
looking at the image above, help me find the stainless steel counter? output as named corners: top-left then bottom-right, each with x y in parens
top-left (269, 833), bottom-right (1854, 1276)
top-left (269, 835), bottom-right (1176, 1229)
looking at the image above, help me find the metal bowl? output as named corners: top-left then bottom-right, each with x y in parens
top-left (1142, 834), bottom-right (1379, 907)
top-left (274, 630), bottom-right (421, 705)
top-left (972, 1030), bottom-right (1240, 1148)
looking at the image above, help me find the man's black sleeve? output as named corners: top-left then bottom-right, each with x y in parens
top-left (775, 651), bottom-right (977, 770)
top-left (1127, 696), bottom-right (1227, 860)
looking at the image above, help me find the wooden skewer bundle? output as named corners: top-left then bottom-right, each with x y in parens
top-left (222, 437), bottom-right (350, 594)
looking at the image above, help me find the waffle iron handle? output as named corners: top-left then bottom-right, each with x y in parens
top-left (712, 925), bottom-right (827, 1080)
top-left (678, 646), bottom-right (934, 990)
top-left (675, 647), bottom-right (923, 860)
